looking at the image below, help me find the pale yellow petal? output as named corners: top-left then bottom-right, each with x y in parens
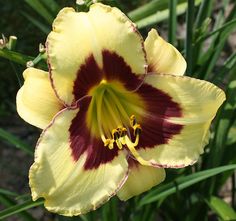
top-left (145, 29), bottom-right (186, 75)
top-left (117, 160), bottom-right (165, 201)
top-left (47, 3), bottom-right (146, 105)
top-left (30, 106), bottom-right (128, 216)
top-left (138, 74), bottom-right (225, 167)
top-left (16, 68), bottom-right (62, 129)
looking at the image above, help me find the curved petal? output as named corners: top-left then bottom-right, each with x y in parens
top-left (136, 74), bottom-right (225, 167)
top-left (16, 68), bottom-right (63, 129)
top-left (144, 29), bottom-right (186, 75)
top-left (47, 3), bottom-right (147, 105)
top-left (117, 159), bottom-right (165, 201)
top-left (30, 97), bottom-right (128, 216)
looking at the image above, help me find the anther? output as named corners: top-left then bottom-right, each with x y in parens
top-left (104, 139), bottom-right (114, 149)
top-left (116, 139), bottom-right (123, 149)
top-left (121, 128), bottom-right (127, 137)
top-left (133, 124), bottom-right (142, 136)
top-left (130, 115), bottom-right (137, 127)
top-left (116, 127), bottom-right (123, 136)
top-left (112, 129), bottom-right (120, 140)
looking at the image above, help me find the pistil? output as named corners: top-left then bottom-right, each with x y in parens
top-left (103, 115), bottom-right (151, 166)
top-left (87, 80), bottom-right (148, 165)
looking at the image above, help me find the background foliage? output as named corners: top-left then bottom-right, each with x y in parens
top-left (0, 0), bottom-right (236, 220)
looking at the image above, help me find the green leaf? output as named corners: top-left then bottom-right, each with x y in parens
top-left (24, 0), bottom-right (54, 24)
top-left (208, 80), bottom-right (236, 168)
top-left (128, 0), bottom-right (170, 21)
top-left (135, 0), bottom-right (202, 29)
top-left (213, 51), bottom-right (236, 85)
top-left (0, 128), bottom-right (33, 156)
top-left (22, 11), bottom-right (50, 34)
top-left (0, 199), bottom-right (44, 220)
top-left (138, 164), bottom-right (236, 207)
top-left (128, 0), bottom-right (187, 22)
top-left (202, 4), bottom-right (236, 80)
top-left (206, 196), bottom-right (236, 220)
top-left (0, 189), bottom-right (19, 197)
top-left (101, 197), bottom-right (118, 221)
top-left (194, 6), bottom-right (226, 75)
top-left (135, 2), bottom-right (186, 29)
top-left (191, 0), bottom-right (233, 79)
top-left (196, 18), bottom-right (236, 44)
top-left (195, 0), bottom-right (213, 28)
top-left (227, 125), bottom-right (236, 146)
top-left (40, 0), bottom-right (60, 16)
top-left (0, 194), bottom-right (37, 221)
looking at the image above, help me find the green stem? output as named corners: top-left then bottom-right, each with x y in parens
top-left (0, 49), bottom-right (33, 66)
top-left (196, 18), bottom-right (236, 44)
top-left (185, 0), bottom-right (194, 75)
top-left (195, 0), bottom-right (213, 28)
top-left (168, 0), bottom-right (177, 45)
top-left (232, 172), bottom-right (236, 209)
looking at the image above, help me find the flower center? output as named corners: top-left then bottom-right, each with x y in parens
top-left (86, 80), bottom-right (150, 166)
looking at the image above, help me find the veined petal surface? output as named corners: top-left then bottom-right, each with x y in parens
top-left (136, 74), bottom-right (225, 167)
top-left (145, 29), bottom-right (186, 75)
top-left (30, 97), bottom-right (128, 216)
top-left (47, 3), bottom-right (147, 105)
top-left (117, 159), bottom-right (165, 201)
top-left (16, 68), bottom-right (63, 129)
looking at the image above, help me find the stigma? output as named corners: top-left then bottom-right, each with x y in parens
top-left (102, 115), bottom-right (150, 166)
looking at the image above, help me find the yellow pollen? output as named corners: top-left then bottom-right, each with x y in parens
top-left (100, 79), bottom-right (107, 84)
top-left (102, 115), bottom-right (150, 166)
top-left (130, 114), bottom-right (137, 127)
top-left (133, 124), bottom-right (142, 136)
top-left (104, 139), bottom-right (114, 150)
top-left (112, 129), bottom-right (120, 140)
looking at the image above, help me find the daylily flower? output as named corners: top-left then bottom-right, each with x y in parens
top-left (16, 3), bottom-right (225, 216)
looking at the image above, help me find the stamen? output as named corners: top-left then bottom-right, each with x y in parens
top-left (103, 96), bottom-right (122, 127)
top-left (130, 115), bottom-right (137, 127)
top-left (116, 139), bottom-right (123, 149)
top-left (124, 135), bottom-right (150, 166)
top-left (107, 88), bottom-right (131, 122)
top-left (121, 128), bottom-right (127, 137)
top-left (112, 129), bottom-right (120, 140)
top-left (104, 139), bottom-right (114, 150)
top-left (95, 89), bottom-right (106, 137)
top-left (88, 79), bottom-right (147, 165)
top-left (133, 124), bottom-right (142, 137)
top-left (101, 115), bottom-right (150, 166)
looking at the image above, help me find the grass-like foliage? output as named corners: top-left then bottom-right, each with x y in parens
top-left (0, 0), bottom-right (236, 220)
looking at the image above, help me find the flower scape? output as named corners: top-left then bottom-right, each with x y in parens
top-left (16, 3), bottom-right (225, 216)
